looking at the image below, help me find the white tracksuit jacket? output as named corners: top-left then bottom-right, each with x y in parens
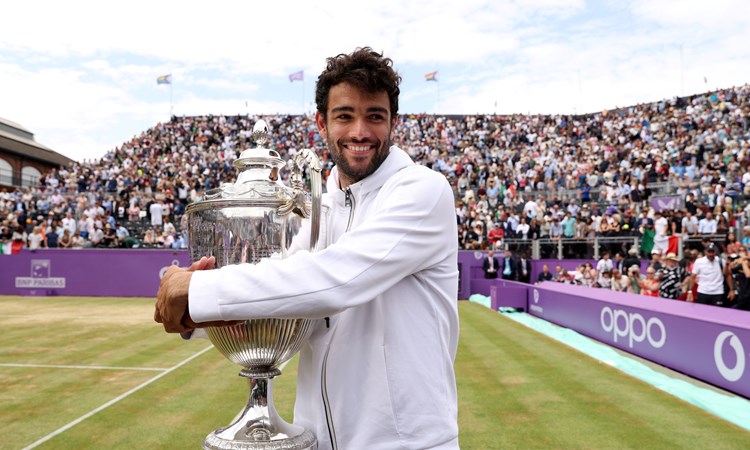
top-left (190, 146), bottom-right (460, 449)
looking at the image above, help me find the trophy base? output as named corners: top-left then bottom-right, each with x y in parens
top-left (203, 428), bottom-right (316, 450)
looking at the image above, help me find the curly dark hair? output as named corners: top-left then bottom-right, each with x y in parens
top-left (315, 47), bottom-right (401, 119)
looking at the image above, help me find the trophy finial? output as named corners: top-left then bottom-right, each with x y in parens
top-left (253, 120), bottom-right (269, 147)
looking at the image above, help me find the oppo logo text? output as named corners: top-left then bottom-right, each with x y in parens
top-left (600, 307), bottom-right (666, 349)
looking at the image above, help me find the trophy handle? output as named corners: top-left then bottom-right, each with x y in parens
top-left (289, 149), bottom-right (323, 253)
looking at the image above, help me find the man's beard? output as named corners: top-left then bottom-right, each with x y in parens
top-left (329, 137), bottom-right (391, 185)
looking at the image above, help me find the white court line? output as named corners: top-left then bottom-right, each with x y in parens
top-left (21, 345), bottom-right (215, 450)
top-left (0, 363), bottom-right (166, 372)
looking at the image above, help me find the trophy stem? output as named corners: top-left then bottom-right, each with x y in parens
top-left (203, 371), bottom-right (317, 450)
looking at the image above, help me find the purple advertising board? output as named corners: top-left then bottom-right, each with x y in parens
top-left (0, 249), bottom-right (190, 297)
top-left (490, 282), bottom-right (527, 310)
top-left (2, 249), bottom-right (624, 300)
top-left (456, 251), bottom-right (642, 299)
top-left (529, 282), bottom-right (750, 399)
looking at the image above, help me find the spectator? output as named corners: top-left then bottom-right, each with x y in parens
top-left (71, 231), bottom-right (86, 249)
top-left (698, 212), bottom-right (718, 235)
top-left (613, 251), bottom-right (626, 273)
top-left (682, 211), bottom-right (699, 237)
top-left (649, 249), bottom-right (663, 272)
top-left (596, 250), bottom-right (614, 274)
top-left (729, 249), bottom-right (750, 311)
top-left (689, 244), bottom-right (731, 307)
top-left (640, 267), bottom-right (660, 297)
top-left (501, 248), bottom-right (518, 281)
top-left (62, 211), bottom-right (76, 235)
top-left (516, 217), bottom-right (530, 239)
top-left (128, 201), bottom-right (142, 222)
top-left (657, 253), bottom-right (688, 300)
top-left (611, 268), bottom-right (629, 292)
top-left (101, 224), bottom-right (118, 248)
top-left (143, 229), bottom-right (156, 248)
top-left (27, 226), bottom-right (45, 250)
top-left (561, 211), bottom-right (576, 238)
top-left (482, 250), bottom-right (499, 279)
top-left (487, 222), bottom-right (504, 249)
top-left (59, 229), bottom-right (72, 249)
top-left (626, 265), bottom-right (643, 294)
top-left (150, 200), bottom-right (163, 228)
top-left (549, 217), bottom-right (563, 239)
top-left (517, 251), bottom-right (532, 283)
top-left (45, 225), bottom-right (59, 248)
top-left (597, 270), bottom-right (613, 289)
top-left (537, 264), bottom-right (553, 283)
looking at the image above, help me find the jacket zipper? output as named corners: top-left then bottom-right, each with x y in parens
top-left (321, 186), bottom-right (356, 450)
top-left (344, 187), bottom-right (356, 230)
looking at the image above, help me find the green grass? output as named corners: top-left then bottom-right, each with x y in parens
top-left (457, 302), bottom-right (749, 449)
top-left (0, 296), bottom-right (747, 449)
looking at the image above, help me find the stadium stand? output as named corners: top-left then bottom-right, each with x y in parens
top-left (1, 85), bottom-right (749, 271)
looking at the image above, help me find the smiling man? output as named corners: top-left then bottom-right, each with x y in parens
top-left (155, 47), bottom-right (460, 449)
top-left (317, 82), bottom-right (393, 187)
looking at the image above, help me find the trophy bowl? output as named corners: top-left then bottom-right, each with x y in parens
top-left (187, 120), bottom-right (321, 450)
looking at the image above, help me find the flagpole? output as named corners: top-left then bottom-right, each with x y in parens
top-left (437, 80), bottom-right (440, 115)
top-left (170, 82), bottom-right (173, 117)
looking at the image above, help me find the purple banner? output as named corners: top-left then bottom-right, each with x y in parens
top-left (650, 195), bottom-right (685, 212)
top-left (0, 249), bottom-right (190, 297)
top-left (530, 282), bottom-right (750, 398)
top-left (2, 249), bottom-right (634, 300)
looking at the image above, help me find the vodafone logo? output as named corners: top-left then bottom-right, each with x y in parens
top-left (714, 331), bottom-right (746, 382)
top-left (600, 307), bottom-right (666, 349)
top-left (159, 259), bottom-right (181, 279)
top-left (530, 289), bottom-right (544, 314)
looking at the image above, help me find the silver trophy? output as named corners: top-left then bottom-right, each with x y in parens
top-left (187, 120), bottom-right (322, 450)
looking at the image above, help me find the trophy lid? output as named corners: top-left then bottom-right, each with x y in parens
top-left (234, 120), bottom-right (285, 168)
top-left (191, 119), bottom-right (292, 205)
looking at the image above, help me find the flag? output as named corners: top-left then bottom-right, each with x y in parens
top-left (424, 71), bottom-right (438, 82)
top-left (289, 70), bottom-right (304, 82)
top-left (704, 76), bottom-right (708, 84)
top-left (157, 74), bottom-right (172, 85)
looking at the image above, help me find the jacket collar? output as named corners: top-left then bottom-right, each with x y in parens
top-left (326, 146), bottom-right (413, 198)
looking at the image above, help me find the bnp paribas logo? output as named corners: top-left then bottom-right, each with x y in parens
top-left (15, 259), bottom-right (66, 288)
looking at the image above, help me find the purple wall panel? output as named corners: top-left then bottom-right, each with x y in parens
top-left (0, 249), bottom-right (190, 297)
top-left (529, 282), bottom-right (750, 398)
top-left (490, 283), bottom-right (527, 310)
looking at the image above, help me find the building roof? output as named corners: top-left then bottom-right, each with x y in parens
top-left (0, 117), bottom-right (75, 166)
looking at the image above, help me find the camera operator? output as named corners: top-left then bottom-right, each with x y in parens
top-left (728, 250), bottom-right (750, 311)
top-left (626, 265), bottom-right (643, 294)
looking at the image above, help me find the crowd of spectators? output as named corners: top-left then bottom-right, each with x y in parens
top-left (2, 84), bottom-right (750, 259)
top-left (533, 239), bottom-right (750, 310)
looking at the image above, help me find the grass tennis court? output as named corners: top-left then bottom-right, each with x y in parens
top-left (1, 296), bottom-right (747, 449)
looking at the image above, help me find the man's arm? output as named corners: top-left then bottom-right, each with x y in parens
top-left (725, 261), bottom-right (736, 301)
top-left (158, 167), bottom-right (457, 331)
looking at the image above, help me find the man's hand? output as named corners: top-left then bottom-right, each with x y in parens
top-left (155, 256), bottom-right (237, 333)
